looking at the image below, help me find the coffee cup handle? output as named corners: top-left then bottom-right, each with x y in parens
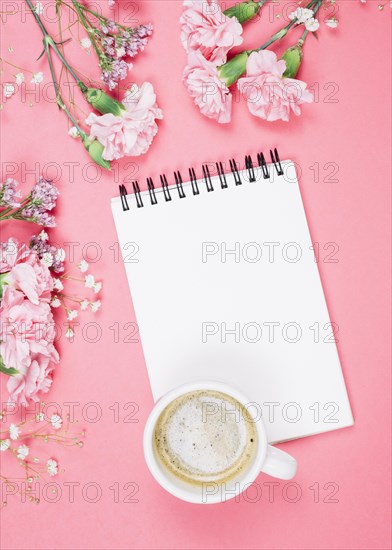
top-left (261, 445), bottom-right (298, 480)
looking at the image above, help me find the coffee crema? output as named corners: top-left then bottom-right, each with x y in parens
top-left (153, 390), bottom-right (257, 486)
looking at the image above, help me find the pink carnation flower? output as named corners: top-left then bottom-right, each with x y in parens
top-left (237, 50), bottom-right (313, 122)
top-left (180, 0), bottom-right (243, 64)
top-left (0, 238), bottom-right (53, 304)
top-left (0, 286), bottom-right (59, 405)
top-left (86, 82), bottom-right (163, 161)
top-left (183, 51), bottom-right (232, 123)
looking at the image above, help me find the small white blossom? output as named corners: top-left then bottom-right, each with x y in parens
top-left (36, 412), bottom-right (45, 422)
top-left (9, 424), bottom-right (20, 440)
top-left (3, 83), bottom-right (16, 98)
top-left (52, 278), bottom-right (64, 291)
top-left (68, 126), bottom-right (79, 138)
top-left (85, 274), bottom-right (95, 288)
top-left (0, 439), bottom-right (10, 451)
top-left (78, 259), bottom-right (89, 273)
top-left (80, 299), bottom-right (89, 311)
top-left (31, 72), bottom-right (44, 84)
top-left (116, 47), bottom-right (126, 58)
top-left (15, 72), bottom-right (25, 85)
top-left (305, 17), bottom-right (320, 32)
top-left (65, 327), bottom-right (74, 339)
top-left (325, 18), bottom-right (338, 28)
top-left (35, 1), bottom-right (44, 15)
top-left (90, 300), bottom-right (101, 313)
top-left (93, 282), bottom-right (102, 294)
top-left (41, 252), bottom-right (54, 267)
top-left (47, 458), bottom-right (58, 476)
top-left (50, 414), bottom-right (62, 430)
top-left (51, 296), bottom-right (61, 308)
top-left (55, 248), bottom-right (66, 262)
top-left (289, 7), bottom-right (313, 23)
top-left (17, 444), bottom-right (29, 460)
top-left (67, 309), bottom-right (78, 321)
top-left (81, 37), bottom-right (92, 49)
top-left (39, 229), bottom-right (49, 241)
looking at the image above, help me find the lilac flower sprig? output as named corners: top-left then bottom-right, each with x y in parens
top-left (70, 0), bottom-right (153, 90)
top-left (0, 178), bottom-right (59, 227)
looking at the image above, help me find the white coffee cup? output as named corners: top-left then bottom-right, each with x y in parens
top-left (143, 380), bottom-right (297, 504)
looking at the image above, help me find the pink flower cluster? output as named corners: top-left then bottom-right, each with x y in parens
top-left (86, 82), bottom-right (163, 161)
top-left (0, 239), bottom-right (59, 406)
top-left (181, 0), bottom-right (242, 123)
top-left (181, 0), bottom-right (313, 123)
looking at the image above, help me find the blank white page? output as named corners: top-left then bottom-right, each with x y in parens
top-left (111, 160), bottom-right (353, 443)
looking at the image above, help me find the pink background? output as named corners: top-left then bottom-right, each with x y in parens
top-left (1, 1), bottom-right (391, 549)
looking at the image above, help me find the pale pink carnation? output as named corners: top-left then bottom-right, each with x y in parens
top-left (183, 50), bottom-right (232, 123)
top-left (0, 287), bottom-right (59, 405)
top-left (0, 239), bottom-right (53, 304)
top-left (180, 0), bottom-right (243, 64)
top-left (85, 82), bottom-right (163, 161)
top-left (237, 50), bottom-right (313, 122)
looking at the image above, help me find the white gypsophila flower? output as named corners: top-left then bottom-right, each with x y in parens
top-left (9, 424), bottom-right (20, 440)
top-left (93, 282), bottom-right (102, 294)
top-left (41, 252), bottom-right (54, 267)
top-left (52, 278), bottom-right (64, 291)
top-left (78, 259), bottom-right (89, 273)
top-left (15, 72), bottom-right (25, 85)
top-left (67, 309), bottom-right (78, 321)
top-left (90, 300), bottom-right (101, 313)
top-left (81, 37), bottom-right (92, 49)
top-left (47, 459), bottom-right (58, 476)
top-left (116, 47), bottom-right (126, 58)
top-left (39, 229), bottom-right (49, 241)
top-left (55, 248), bottom-right (66, 262)
top-left (65, 327), bottom-right (74, 339)
top-left (3, 83), bottom-right (16, 98)
top-left (36, 412), bottom-right (45, 421)
top-left (80, 299), bottom-right (89, 311)
top-left (50, 414), bottom-right (62, 430)
top-left (17, 444), bottom-right (29, 460)
top-left (0, 439), bottom-right (11, 451)
top-left (85, 274), bottom-right (95, 288)
top-left (31, 72), bottom-right (44, 84)
top-left (289, 7), bottom-right (313, 23)
top-left (51, 296), bottom-right (61, 308)
top-left (68, 126), bottom-right (79, 138)
top-left (35, 1), bottom-right (44, 15)
top-left (325, 18), bottom-right (338, 28)
top-left (305, 17), bottom-right (320, 32)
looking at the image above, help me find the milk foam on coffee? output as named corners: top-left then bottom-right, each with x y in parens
top-left (153, 390), bottom-right (257, 485)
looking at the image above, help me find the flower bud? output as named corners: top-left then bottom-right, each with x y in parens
top-left (218, 51), bottom-right (249, 87)
top-left (281, 45), bottom-right (303, 78)
top-left (85, 88), bottom-right (125, 116)
top-left (83, 138), bottom-right (111, 171)
top-left (224, 1), bottom-right (261, 23)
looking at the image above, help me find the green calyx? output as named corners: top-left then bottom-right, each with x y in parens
top-left (85, 88), bottom-right (125, 116)
top-left (281, 45), bottom-right (303, 78)
top-left (224, 1), bottom-right (262, 24)
top-left (83, 138), bottom-right (111, 171)
top-left (218, 51), bottom-right (249, 87)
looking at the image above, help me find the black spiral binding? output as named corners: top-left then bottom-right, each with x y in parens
top-left (202, 165), bottom-right (214, 192)
top-left (146, 177), bottom-right (157, 205)
top-left (119, 149), bottom-right (284, 211)
top-left (174, 171), bottom-right (186, 199)
top-left (160, 174), bottom-right (171, 202)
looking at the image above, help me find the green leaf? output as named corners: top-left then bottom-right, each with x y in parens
top-left (0, 355), bottom-right (19, 376)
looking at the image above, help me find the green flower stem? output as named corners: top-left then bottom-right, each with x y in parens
top-left (25, 0), bottom-right (87, 93)
top-left (69, 0), bottom-right (103, 61)
top-left (251, 0), bottom-right (322, 52)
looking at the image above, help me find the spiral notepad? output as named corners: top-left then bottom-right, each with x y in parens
top-left (111, 150), bottom-right (353, 443)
